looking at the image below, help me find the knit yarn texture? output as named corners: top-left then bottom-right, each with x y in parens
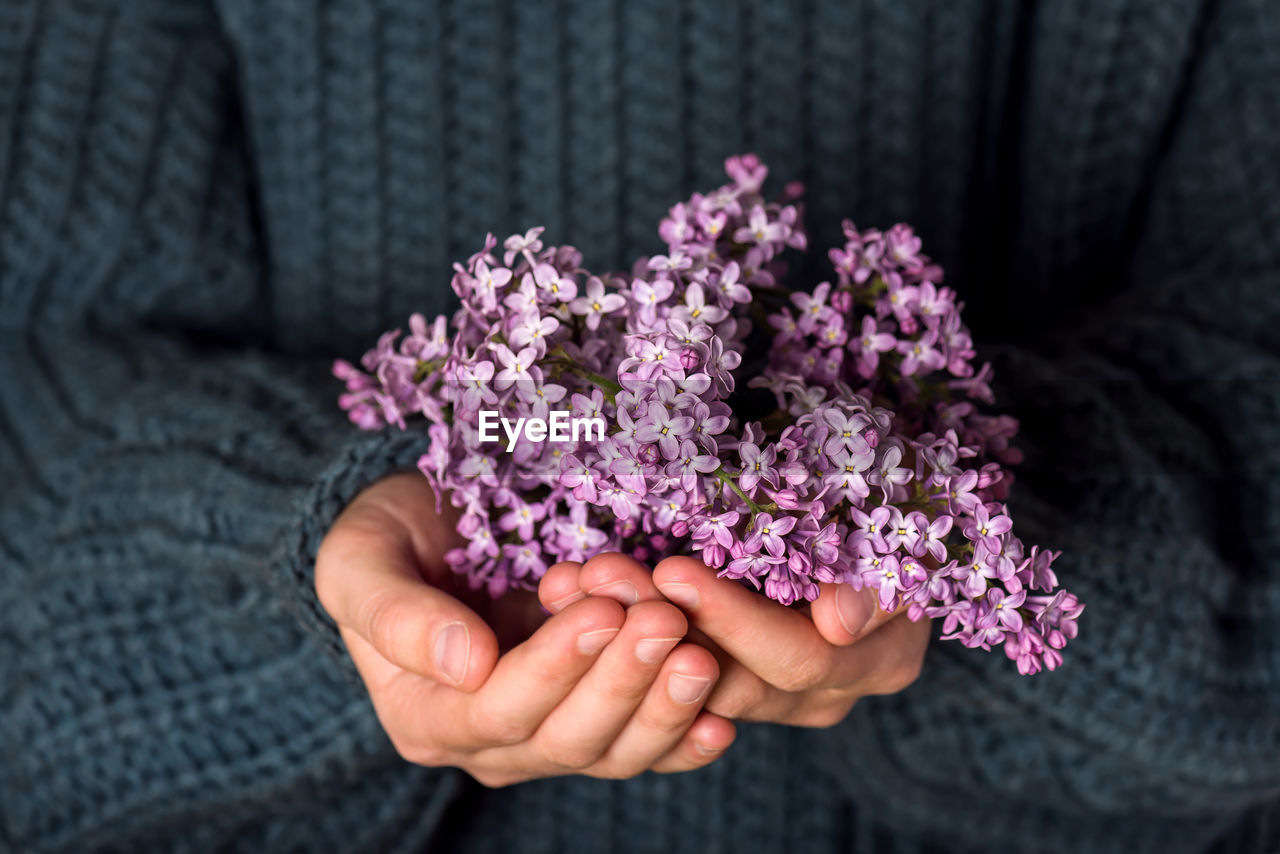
top-left (1, 1), bottom-right (1277, 852)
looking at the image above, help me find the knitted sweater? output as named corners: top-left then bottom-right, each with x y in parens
top-left (1, 1), bottom-right (1277, 851)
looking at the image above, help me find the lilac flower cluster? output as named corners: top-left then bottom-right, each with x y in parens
top-left (334, 154), bottom-right (1082, 674)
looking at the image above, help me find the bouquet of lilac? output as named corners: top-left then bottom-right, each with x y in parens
top-left (335, 155), bottom-right (1083, 675)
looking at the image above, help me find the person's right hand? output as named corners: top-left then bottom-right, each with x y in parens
top-left (314, 473), bottom-right (736, 787)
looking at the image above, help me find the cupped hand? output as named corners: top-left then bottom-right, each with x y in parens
top-left (540, 553), bottom-right (930, 728)
top-left (315, 474), bottom-right (736, 786)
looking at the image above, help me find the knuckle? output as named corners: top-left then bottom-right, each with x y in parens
top-left (705, 680), bottom-right (766, 721)
top-left (594, 669), bottom-right (651, 706)
top-left (630, 701), bottom-right (684, 736)
top-left (468, 700), bottom-right (528, 747)
top-left (770, 653), bottom-right (830, 693)
top-left (357, 589), bottom-right (413, 661)
top-left (538, 734), bottom-right (601, 771)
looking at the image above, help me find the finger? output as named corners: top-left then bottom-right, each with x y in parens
top-left (538, 561), bottom-right (586, 612)
top-left (340, 626), bottom-right (457, 766)
top-left (650, 712), bottom-right (737, 773)
top-left (437, 596), bottom-right (628, 751)
top-left (593, 642), bottom-right (719, 776)
top-left (317, 526), bottom-right (498, 691)
top-left (824, 610), bottom-right (932, 694)
top-left (701, 656), bottom-right (803, 723)
top-left (574, 552), bottom-right (665, 608)
top-left (809, 582), bottom-right (904, 646)
top-left (674, 625), bottom-right (803, 723)
top-left (651, 556), bottom-right (836, 693)
top-left (529, 600), bottom-right (689, 770)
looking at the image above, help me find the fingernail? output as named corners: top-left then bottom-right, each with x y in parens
top-left (835, 585), bottom-right (873, 637)
top-left (634, 636), bottom-right (681, 665)
top-left (434, 622), bottom-right (470, 686)
top-left (668, 672), bottom-right (712, 704)
top-left (694, 742), bottom-right (724, 756)
top-left (577, 627), bottom-right (620, 656)
top-left (587, 580), bottom-right (640, 606)
top-left (550, 591), bottom-right (586, 611)
top-left (657, 582), bottom-right (700, 611)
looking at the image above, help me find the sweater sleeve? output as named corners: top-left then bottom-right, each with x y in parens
top-left (0, 5), bottom-right (464, 847)
top-left (0, 328), bottom-right (471, 852)
top-left (820, 2), bottom-right (1280, 851)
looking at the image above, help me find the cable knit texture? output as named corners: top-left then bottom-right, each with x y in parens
top-left (1, 0), bottom-right (1277, 851)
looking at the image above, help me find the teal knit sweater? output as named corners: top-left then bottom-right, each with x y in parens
top-left (1, 1), bottom-right (1277, 851)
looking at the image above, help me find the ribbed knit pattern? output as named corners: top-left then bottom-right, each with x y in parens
top-left (1, 0), bottom-right (1277, 851)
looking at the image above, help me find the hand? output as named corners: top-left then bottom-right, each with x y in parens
top-left (314, 474), bottom-right (736, 786)
top-left (539, 553), bottom-right (930, 728)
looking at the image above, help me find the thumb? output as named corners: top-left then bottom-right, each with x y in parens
top-left (317, 526), bottom-right (499, 691)
top-left (809, 582), bottom-right (890, 646)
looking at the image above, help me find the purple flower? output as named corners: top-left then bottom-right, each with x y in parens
top-left (916, 514), bottom-right (954, 563)
top-left (647, 250), bottom-right (694, 273)
top-left (560, 453), bottom-right (601, 503)
top-left (517, 378), bottom-right (567, 420)
top-left (336, 156), bottom-right (1079, 675)
top-left (962, 503), bottom-right (1013, 553)
top-left (914, 281), bottom-right (952, 325)
top-left (472, 259), bottom-right (513, 311)
top-left (793, 282), bottom-right (836, 333)
top-left (636, 402), bottom-right (694, 460)
top-left (498, 497), bottom-right (547, 540)
top-left (733, 205), bottom-right (789, 254)
top-left (936, 470), bottom-right (982, 515)
top-left (555, 503), bottom-right (609, 561)
top-left (857, 546), bottom-right (903, 609)
top-left (711, 262), bottom-right (751, 306)
top-left (508, 309), bottom-right (559, 352)
top-left (853, 315), bottom-right (897, 377)
top-left (977, 588), bottom-right (1026, 632)
top-left (454, 358), bottom-right (498, 412)
top-left (883, 509), bottom-right (922, 553)
top-left (491, 344), bottom-right (539, 393)
top-left (950, 547), bottom-right (1001, 598)
top-left (503, 226), bottom-right (545, 265)
top-left (897, 329), bottom-right (946, 376)
top-left (884, 223), bottom-right (924, 270)
top-left (808, 520), bottom-right (844, 566)
top-left (744, 512), bottom-right (797, 558)
top-left (724, 549), bottom-right (784, 589)
top-left (569, 276), bottom-right (627, 330)
top-left (570, 388), bottom-right (606, 423)
top-left (849, 506), bottom-right (893, 552)
top-left (666, 439), bottom-right (720, 490)
top-left (458, 513), bottom-right (500, 562)
top-left (503, 541), bottom-right (548, 581)
top-left (738, 441), bottom-right (779, 492)
top-left (631, 277), bottom-right (675, 316)
top-left (825, 446), bottom-right (873, 503)
top-left (868, 443), bottom-right (913, 502)
top-left (821, 407), bottom-right (873, 456)
top-left (672, 282), bottom-right (728, 326)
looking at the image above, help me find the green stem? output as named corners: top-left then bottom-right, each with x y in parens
top-left (713, 465), bottom-right (767, 515)
top-left (413, 358), bottom-right (445, 383)
top-left (547, 359), bottom-right (623, 397)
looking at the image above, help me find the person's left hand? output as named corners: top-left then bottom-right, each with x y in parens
top-left (538, 553), bottom-right (930, 727)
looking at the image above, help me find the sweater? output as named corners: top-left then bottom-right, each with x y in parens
top-left (1, 0), bottom-right (1277, 851)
